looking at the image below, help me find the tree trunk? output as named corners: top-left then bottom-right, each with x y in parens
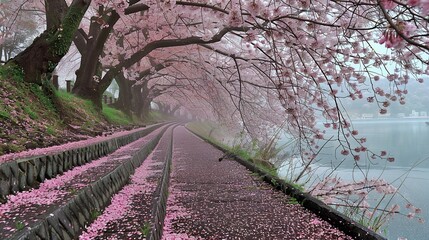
top-left (112, 73), bottom-right (133, 116)
top-left (72, 8), bottom-right (120, 109)
top-left (8, 0), bottom-right (90, 84)
top-left (170, 105), bottom-right (180, 115)
top-left (140, 83), bottom-right (152, 119)
top-left (73, 61), bottom-right (105, 109)
top-left (158, 102), bottom-right (169, 114)
top-left (140, 98), bottom-right (151, 119)
top-left (131, 85), bottom-right (143, 118)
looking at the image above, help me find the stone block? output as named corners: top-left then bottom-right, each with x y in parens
top-left (50, 156), bottom-right (58, 177)
top-left (46, 156), bottom-right (54, 179)
top-left (110, 172), bottom-right (122, 192)
top-left (0, 164), bottom-right (11, 200)
top-left (100, 177), bottom-right (113, 196)
top-left (63, 202), bottom-right (80, 232)
top-left (83, 148), bottom-right (90, 163)
top-left (56, 154), bottom-right (64, 175)
top-left (49, 224), bottom-right (63, 240)
top-left (62, 152), bottom-right (70, 172)
top-left (71, 149), bottom-right (78, 166)
top-left (77, 149), bottom-right (84, 166)
top-left (47, 215), bottom-right (64, 239)
top-left (124, 162), bottom-right (134, 175)
top-left (0, 163), bottom-right (12, 179)
top-left (89, 146), bottom-right (95, 160)
top-left (57, 210), bottom-right (75, 238)
top-left (18, 167), bottom-right (27, 191)
top-left (26, 160), bottom-right (37, 188)
top-left (0, 180), bottom-right (9, 203)
top-left (37, 157), bottom-right (47, 182)
top-left (98, 143), bottom-right (103, 156)
top-left (34, 221), bottom-right (50, 240)
top-left (68, 201), bottom-right (86, 229)
top-left (90, 183), bottom-right (104, 208)
top-left (9, 161), bottom-right (19, 178)
top-left (83, 188), bottom-right (99, 211)
top-left (18, 161), bottom-right (27, 173)
top-left (18, 230), bottom-right (38, 240)
top-left (74, 195), bottom-right (91, 221)
top-left (10, 175), bottom-right (19, 193)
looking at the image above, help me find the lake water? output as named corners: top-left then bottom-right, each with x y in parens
top-left (278, 118), bottom-right (429, 240)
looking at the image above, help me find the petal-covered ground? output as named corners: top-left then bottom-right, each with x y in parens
top-left (0, 123), bottom-right (163, 164)
top-left (163, 126), bottom-right (353, 240)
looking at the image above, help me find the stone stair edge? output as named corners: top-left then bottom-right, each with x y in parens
top-left (149, 125), bottom-right (177, 240)
top-left (0, 123), bottom-right (171, 202)
top-left (3, 122), bottom-right (170, 164)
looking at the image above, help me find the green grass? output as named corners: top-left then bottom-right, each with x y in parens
top-left (15, 221), bottom-right (25, 231)
top-left (287, 197), bottom-right (300, 205)
top-left (90, 210), bottom-right (101, 220)
top-left (230, 144), bottom-right (253, 161)
top-left (23, 105), bottom-right (39, 120)
top-left (0, 72), bottom-right (144, 155)
top-left (56, 90), bottom-right (136, 126)
top-left (139, 222), bottom-right (151, 237)
top-left (55, 90), bottom-right (74, 101)
top-left (102, 105), bottom-right (133, 125)
top-left (187, 121), bottom-right (278, 175)
top-left (0, 110), bottom-right (10, 119)
top-left (55, 90), bottom-right (107, 129)
top-left (46, 125), bottom-right (56, 135)
top-left (290, 182), bottom-right (305, 192)
top-left (30, 83), bottom-right (56, 112)
top-left (0, 64), bottom-right (24, 81)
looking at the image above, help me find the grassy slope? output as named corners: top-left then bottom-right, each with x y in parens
top-left (0, 66), bottom-right (160, 155)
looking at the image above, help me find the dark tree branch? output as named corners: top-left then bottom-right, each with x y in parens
top-left (101, 26), bottom-right (248, 83)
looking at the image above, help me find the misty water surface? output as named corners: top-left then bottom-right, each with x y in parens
top-left (278, 118), bottom-right (429, 240)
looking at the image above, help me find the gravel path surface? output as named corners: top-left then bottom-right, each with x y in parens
top-left (163, 126), bottom-right (353, 240)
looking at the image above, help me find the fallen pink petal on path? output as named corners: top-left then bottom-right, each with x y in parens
top-left (162, 126), bottom-right (353, 239)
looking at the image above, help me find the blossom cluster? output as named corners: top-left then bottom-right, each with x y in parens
top-left (310, 177), bottom-right (424, 229)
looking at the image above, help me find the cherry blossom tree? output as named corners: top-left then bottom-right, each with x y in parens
top-left (1, 0), bottom-right (90, 84)
top-left (0, 0), bottom-right (41, 63)
top-left (71, 0), bottom-right (250, 108)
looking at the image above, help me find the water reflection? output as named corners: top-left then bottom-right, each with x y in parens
top-left (278, 118), bottom-right (429, 240)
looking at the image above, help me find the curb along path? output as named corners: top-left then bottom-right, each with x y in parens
top-left (163, 126), bottom-right (353, 239)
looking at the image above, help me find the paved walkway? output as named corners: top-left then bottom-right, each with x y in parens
top-left (163, 126), bottom-right (353, 239)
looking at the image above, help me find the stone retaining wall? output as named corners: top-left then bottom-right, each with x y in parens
top-left (0, 124), bottom-right (164, 203)
top-left (9, 126), bottom-right (169, 240)
top-left (186, 126), bottom-right (386, 240)
top-left (149, 126), bottom-right (175, 240)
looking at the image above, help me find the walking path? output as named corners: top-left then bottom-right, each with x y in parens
top-left (163, 126), bottom-right (353, 239)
